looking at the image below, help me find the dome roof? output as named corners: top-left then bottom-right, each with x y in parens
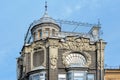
top-left (40, 12), bottom-right (57, 24)
top-left (31, 12), bottom-right (58, 27)
top-left (31, 1), bottom-right (59, 27)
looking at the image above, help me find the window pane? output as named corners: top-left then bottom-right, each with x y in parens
top-left (58, 74), bottom-right (66, 80)
top-left (87, 74), bottom-right (94, 80)
top-left (67, 71), bottom-right (86, 80)
top-left (29, 76), bottom-right (32, 80)
top-left (38, 30), bottom-right (42, 39)
top-left (74, 72), bottom-right (84, 77)
top-left (45, 28), bottom-right (50, 37)
top-left (74, 77), bottom-right (84, 80)
top-left (33, 75), bottom-right (40, 80)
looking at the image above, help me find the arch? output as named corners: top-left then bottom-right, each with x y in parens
top-left (33, 50), bottom-right (44, 67)
top-left (62, 51), bottom-right (91, 67)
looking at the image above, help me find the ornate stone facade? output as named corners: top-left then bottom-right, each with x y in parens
top-left (17, 4), bottom-right (106, 80)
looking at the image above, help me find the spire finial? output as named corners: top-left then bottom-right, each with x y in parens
top-left (45, 1), bottom-right (47, 12)
top-left (98, 18), bottom-right (101, 27)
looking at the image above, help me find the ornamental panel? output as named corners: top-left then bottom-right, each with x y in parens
top-left (62, 51), bottom-right (91, 67)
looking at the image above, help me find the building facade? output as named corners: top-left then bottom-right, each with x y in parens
top-left (17, 4), bottom-right (106, 80)
top-left (104, 69), bottom-right (120, 80)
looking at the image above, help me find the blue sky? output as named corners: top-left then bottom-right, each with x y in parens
top-left (0, 0), bottom-right (120, 80)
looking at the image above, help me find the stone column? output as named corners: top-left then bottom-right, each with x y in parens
top-left (96, 39), bottom-right (106, 80)
top-left (48, 39), bottom-right (59, 80)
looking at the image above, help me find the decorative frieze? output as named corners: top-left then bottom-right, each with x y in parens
top-left (59, 37), bottom-right (96, 51)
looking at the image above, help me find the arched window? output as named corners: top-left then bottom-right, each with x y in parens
top-left (33, 50), bottom-right (44, 67)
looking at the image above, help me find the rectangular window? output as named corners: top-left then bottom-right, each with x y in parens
top-left (29, 76), bottom-right (32, 80)
top-left (58, 74), bottom-right (66, 80)
top-left (52, 29), bottom-right (55, 36)
top-left (74, 72), bottom-right (85, 80)
top-left (45, 28), bottom-right (50, 37)
top-left (67, 72), bottom-right (72, 80)
top-left (74, 77), bottom-right (84, 80)
top-left (74, 72), bottom-right (84, 77)
top-left (87, 74), bottom-right (94, 80)
top-left (33, 74), bottom-right (40, 80)
top-left (29, 72), bottom-right (46, 80)
top-left (40, 72), bottom-right (46, 80)
top-left (67, 71), bottom-right (86, 80)
top-left (38, 29), bottom-right (42, 39)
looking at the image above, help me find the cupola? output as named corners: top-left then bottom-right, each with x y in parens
top-left (31, 2), bottom-right (61, 41)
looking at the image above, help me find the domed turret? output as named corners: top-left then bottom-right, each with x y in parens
top-left (39, 12), bottom-right (57, 24)
top-left (31, 3), bottom-right (61, 41)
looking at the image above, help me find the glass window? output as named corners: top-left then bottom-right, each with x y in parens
top-left (29, 72), bottom-right (46, 80)
top-left (58, 74), bottom-right (66, 80)
top-left (40, 72), bottom-right (46, 80)
top-left (33, 74), bottom-right (40, 80)
top-left (38, 30), bottom-right (42, 39)
top-left (74, 77), bottom-right (84, 80)
top-left (45, 28), bottom-right (50, 37)
top-left (29, 76), bottom-right (32, 80)
top-left (67, 71), bottom-right (86, 80)
top-left (87, 74), bottom-right (94, 80)
top-left (67, 72), bottom-right (72, 80)
top-left (52, 29), bottom-right (55, 36)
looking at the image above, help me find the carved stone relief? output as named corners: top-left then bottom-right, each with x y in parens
top-left (49, 46), bottom-right (58, 69)
top-left (48, 39), bottom-right (59, 48)
top-left (59, 37), bottom-right (96, 52)
top-left (62, 51), bottom-right (91, 68)
top-left (50, 54), bottom-right (58, 69)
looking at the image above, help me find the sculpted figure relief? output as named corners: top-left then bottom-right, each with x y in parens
top-left (59, 37), bottom-right (96, 51)
top-left (50, 55), bottom-right (58, 69)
